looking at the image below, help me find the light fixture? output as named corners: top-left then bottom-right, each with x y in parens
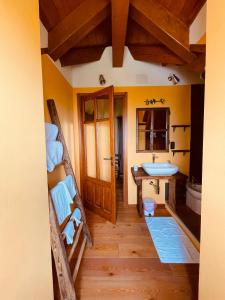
top-left (168, 73), bottom-right (180, 85)
top-left (99, 74), bottom-right (106, 85)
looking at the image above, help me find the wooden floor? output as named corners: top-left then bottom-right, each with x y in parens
top-left (75, 182), bottom-right (199, 300)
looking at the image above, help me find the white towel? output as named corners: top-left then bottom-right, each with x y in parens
top-left (45, 123), bottom-right (58, 141)
top-left (63, 221), bottom-right (75, 245)
top-left (46, 141), bottom-right (63, 172)
top-left (51, 183), bottom-right (73, 225)
top-left (70, 208), bottom-right (82, 226)
top-left (58, 175), bottom-right (76, 199)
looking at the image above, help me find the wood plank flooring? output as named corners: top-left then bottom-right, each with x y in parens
top-left (76, 190), bottom-right (199, 300)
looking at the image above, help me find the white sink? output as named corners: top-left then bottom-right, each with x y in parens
top-left (142, 162), bottom-right (178, 176)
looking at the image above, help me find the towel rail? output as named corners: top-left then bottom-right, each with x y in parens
top-left (47, 99), bottom-right (92, 300)
top-left (72, 236), bottom-right (87, 282)
top-left (68, 222), bottom-right (84, 262)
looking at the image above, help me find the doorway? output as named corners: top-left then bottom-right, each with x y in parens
top-left (114, 93), bottom-right (128, 212)
top-left (77, 88), bottom-right (128, 224)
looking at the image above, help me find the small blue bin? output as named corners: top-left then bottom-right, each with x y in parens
top-left (143, 198), bottom-right (157, 216)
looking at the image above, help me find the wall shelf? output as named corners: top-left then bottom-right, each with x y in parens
top-left (171, 125), bottom-right (190, 132)
top-left (172, 150), bottom-right (190, 156)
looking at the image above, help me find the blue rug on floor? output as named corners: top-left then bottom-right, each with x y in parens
top-left (145, 217), bottom-right (199, 264)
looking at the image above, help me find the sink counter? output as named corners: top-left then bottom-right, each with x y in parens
top-left (131, 167), bottom-right (177, 216)
top-left (131, 167), bottom-right (175, 181)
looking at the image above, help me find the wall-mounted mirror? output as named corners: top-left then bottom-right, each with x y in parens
top-left (136, 108), bottom-right (170, 152)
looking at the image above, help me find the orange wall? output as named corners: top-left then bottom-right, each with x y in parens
top-left (199, 0), bottom-right (225, 298)
top-left (0, 2), bottom-right (53, 299)
top-left (41, 55), bottom-right (74, 187)
top-left (74, 85), bottom-right (191, 204)
top-left (198, 34), bottom-right (206, 44)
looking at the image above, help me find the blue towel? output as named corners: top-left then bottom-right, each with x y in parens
top-left (58, 175), bottom-right (76, 199)
top-left (51, 183), bottom-right (73, 225)
top-left (71, 208), bottom-right (82, 226)
top-left (46, 141), bottom-right (63, 172)
top-left (63, 221), bottom-right (75, 245)
top-left (45, 123), bottom-right (58, 141)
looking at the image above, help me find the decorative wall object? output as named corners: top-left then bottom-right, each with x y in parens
top-left (144, 98), bottom-right (166, 105)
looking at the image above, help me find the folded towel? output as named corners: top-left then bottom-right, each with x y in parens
top-left (58, 175), bottom-right (76, 199)
top-left (63, 221), bottom-right (75, 245)
top-left (51, 183), bottom-right (73, 225)
top-left (71, 208), bottom-right (82, 226)
top-left (45, 123), bottom-right (58, 141)
top-left (46, 141), bottom-right (63, 172)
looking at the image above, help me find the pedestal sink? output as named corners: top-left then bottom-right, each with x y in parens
top-left (142, 162), bottom-right (178, 176)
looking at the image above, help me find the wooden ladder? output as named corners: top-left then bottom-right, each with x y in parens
top-left (47, 99), bottom-right (92, 300)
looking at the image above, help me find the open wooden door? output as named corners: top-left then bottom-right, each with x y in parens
top-left (79, 86), bottom-right (116, 223)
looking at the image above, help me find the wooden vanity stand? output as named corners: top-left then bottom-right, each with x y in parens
top-left (131, 167), bottom-right (176, 216)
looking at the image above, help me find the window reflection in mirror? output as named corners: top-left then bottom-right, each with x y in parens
top-left (136, 108), bottom-right (170, 152)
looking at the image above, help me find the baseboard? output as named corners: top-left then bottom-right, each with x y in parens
top-left (165, 204), bottom-right (200, 251)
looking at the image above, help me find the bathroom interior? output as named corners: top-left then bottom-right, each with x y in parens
top-left (113, 83), bottom-right (204, 242)
top-left (5, 1), bottom-right (225, 299)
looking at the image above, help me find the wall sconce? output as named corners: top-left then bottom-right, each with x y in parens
top-left (99, 74), bottom-right (106, 85)
top-left (168, 74), bottom-right (180, 85)
top-left (144, 98), bottom-right (166, 105)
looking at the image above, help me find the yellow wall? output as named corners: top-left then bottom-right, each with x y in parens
top-left (41, 55), bottom-right (74, 187)
top-left (0, 2), bottom-right (53, 299)
top-left (198, 34), bottom-right (206, 44)
top-left (199, 0), bottom-right (225, 298)
top-left (74, 85), bottom-right (191, 204)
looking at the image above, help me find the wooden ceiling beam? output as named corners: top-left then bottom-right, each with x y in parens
top-left (186, 0), bottom-right (206, 26)
top-left (39, 0), bottom-right (59, 31)
top-left (187, 53), bottom-right (205, 73)
top-left (130, 0), bottom-right (196, 64)
top-left (111, 0), bottom-right (129, 67)
top-left (128, 45), bottom-right (185, 65)
top-left (41, 48), bottom-right (49, 55)
top-left (75, 19), bottom-right (111, 48)
top-left (126, 19), bottom-right (160, 46)
top-left (48, 0), bottom-right (110, 60)
top-left (190, 44), bottom-right (206, 53)
top-left (60, 47), bottom-right (106, 66)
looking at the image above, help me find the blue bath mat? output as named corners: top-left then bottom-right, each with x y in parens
top-left (145, 217), bottom-right (199, 263)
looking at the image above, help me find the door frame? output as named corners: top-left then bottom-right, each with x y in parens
top-left (77, 91), bottom-right (128, 211)
top-left (114, 92), bottom-right (128, 207)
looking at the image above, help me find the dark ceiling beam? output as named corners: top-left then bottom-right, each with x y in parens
top-left (128, 45), bottom-right (185, 65)
top-left (39, 0), bottom-right (59, 31)
top-left (75, 19), bottom-right (111, 49)
top-left (190, 44), bottom-right (206, 53)
top-left (126, 19), bottom-right (160, 46)
top-left (60, 46), bottom-right (106, 66)
top-left (130, 0), bottom-right (196, 64)
top-left (48, 0), bottom-right (110, 60)
top-left (187, 53), bottom-right (205, 73)
top-left (111, 0), bottom-right (129, 67)
top-left (186, 0), bottom-right (206, 26)
top-left (41, 48), bottom-right (49, 55)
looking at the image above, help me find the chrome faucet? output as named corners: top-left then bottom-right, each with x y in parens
top-left (152, 153), bottom-right (158, 163)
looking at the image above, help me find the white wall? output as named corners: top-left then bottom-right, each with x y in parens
top-left (190, 3), bottom-right (207, 44)
top-left (40, 22), bottom-right (73, 85)
top-left (72, 47), bottom-right (202, 87)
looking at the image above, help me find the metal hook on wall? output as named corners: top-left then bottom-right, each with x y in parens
top-left (144, 98), bottom-right (166, 105)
